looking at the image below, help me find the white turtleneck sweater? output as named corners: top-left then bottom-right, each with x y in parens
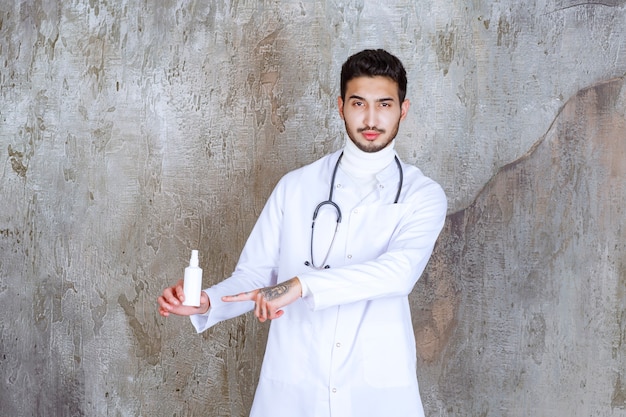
top-left (339, 137), bottom-right (396, 200)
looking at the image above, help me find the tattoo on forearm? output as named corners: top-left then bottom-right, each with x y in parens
top-left (261, 281), bottom-right (292, 301)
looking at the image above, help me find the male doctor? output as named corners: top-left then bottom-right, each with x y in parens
top-left (157, 49), bottom-right (447, 417)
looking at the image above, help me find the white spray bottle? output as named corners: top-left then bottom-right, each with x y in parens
top-left (182, 250), bottom-right (203, 307)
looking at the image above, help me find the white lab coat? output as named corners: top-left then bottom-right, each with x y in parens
top-left (191, 149), bottom-right (447, 417)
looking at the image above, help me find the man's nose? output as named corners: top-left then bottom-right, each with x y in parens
top-left (363, 105), bottom-right (378, 127)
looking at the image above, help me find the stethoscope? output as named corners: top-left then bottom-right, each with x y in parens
top-left (304, 152), bottom-right (404, 270)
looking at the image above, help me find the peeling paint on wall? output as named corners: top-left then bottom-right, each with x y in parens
top-left (415, 76), bottom-right (626, 416)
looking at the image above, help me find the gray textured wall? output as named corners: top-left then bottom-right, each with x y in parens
top-left (1, 1), bottom-right (625, 416)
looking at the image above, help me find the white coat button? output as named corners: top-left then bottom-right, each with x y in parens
top-left (332, 388), bottom-right (337, 393)
top-left (336, 342), bottom-right (341, 348)
top-left (353, 209), bottom-right (358, 214)
top-left (347, 254), bottom-right (352, 259)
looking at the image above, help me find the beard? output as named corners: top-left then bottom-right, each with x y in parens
top-left (344, 118), bottom-right (401, 153)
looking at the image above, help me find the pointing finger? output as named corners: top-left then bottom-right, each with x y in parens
top-left (222, 290), bottom-right (256, 302)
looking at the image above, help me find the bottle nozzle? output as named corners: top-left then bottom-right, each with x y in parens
top-left (189, 250), bottom-right (199, 267)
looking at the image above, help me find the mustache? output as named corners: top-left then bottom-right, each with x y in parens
top-left (357, 126), bottom-right (386, 133)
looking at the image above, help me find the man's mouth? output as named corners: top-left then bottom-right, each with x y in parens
top-left (358, 127), bottom-right (385, 141)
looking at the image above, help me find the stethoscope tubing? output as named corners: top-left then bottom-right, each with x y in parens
top-left (306, 152), bottom-right (403, 270)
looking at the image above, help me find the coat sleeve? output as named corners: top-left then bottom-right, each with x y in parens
top-left (297, 178), bottom-right (447, 311)
top-left (190, 175), bottom-right (287, 333)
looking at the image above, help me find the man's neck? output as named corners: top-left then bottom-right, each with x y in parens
top-left (340, 137), bottom-right (396, 179)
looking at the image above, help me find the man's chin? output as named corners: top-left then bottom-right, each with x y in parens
top-left (356, 139), bottom-right (393, 153)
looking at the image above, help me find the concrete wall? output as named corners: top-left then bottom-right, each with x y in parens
top-left (0, 1), bottom-right (624, 416)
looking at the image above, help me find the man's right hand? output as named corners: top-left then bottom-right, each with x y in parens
top-left (157, 279), bottom-right (210, 317)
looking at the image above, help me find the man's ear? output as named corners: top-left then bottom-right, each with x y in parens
top-left (400, 99), bottom-right (410, 121)
top-left (337, 96), bottom-right (345, 120)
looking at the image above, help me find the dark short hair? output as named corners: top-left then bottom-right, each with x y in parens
top-left (340, 49), bottom-right (407, 102)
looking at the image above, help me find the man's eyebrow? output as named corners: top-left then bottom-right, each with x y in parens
top-left (348, 94), bottom-right (396, 102)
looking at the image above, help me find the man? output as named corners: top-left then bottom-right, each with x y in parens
top-left (157, 49), bottom-right (447, 417)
